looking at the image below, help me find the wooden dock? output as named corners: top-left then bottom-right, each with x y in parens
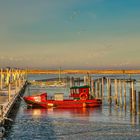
top-left (0, 68), bottom-right (27, 138)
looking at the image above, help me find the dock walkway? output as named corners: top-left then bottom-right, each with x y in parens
top-left (0, 68), bottom-right (27, 138)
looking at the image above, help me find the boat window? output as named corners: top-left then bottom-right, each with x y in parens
top-left (76, 89), bottom-right (79, 94)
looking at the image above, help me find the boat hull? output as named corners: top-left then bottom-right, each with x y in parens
top-left (24, 96), bottom-right (102, 109)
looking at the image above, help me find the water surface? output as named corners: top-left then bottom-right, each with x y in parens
top-left (5, 74), bottom-right (140, 140)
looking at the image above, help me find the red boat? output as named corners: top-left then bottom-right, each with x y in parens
top-left (23, 85), bottom-right (102, 109)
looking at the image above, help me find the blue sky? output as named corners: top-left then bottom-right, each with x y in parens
top-left (0, 0), bottom-right (140, 69)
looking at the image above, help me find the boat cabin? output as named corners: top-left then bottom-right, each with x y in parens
top-left (70, 85), bottom-right (90, 99)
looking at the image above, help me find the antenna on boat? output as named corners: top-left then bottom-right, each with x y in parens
top-left (59, 67), bottom-right (61, 82)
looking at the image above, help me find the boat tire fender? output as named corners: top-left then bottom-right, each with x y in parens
top-left (79, 93), bottom-right (88, 100)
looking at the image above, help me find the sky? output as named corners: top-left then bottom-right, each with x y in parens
top-left (0, 0), bottom-right (140, 69)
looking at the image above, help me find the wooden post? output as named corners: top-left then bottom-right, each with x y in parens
top-left (11, 69), bottom-right (13, 83)
top-left (98, 79), bottom-right (101, 98)
top-left (8, 83), bottom-right (11, 101)
top-left (94, 80), bottom-right (97, 98)
top-left (5, 69), bottom-right (9, 86)
top-left (102, 77), bottom-right (104, 99)
top-left (70, 77), bottom-right (74, 87)
top-left (107, 78), bottom-right (109, 102)
top-left (70, 77), bottom-right (72, 87)
top-left (133, 90), bottom-right (137, 114)
top-left (22, 72), bottom-right (25, 84)
top-left (130, 86), bottom-right (132, 113)
top-left (91, 79), bottom-right (94, 96)
top-left (19, 76), bottom-right (21, 88)
top-left (123, 80), bottom-right (126, 110)
top-left (88, 76), bottom-right (91, 87)
top-left (15, 80), bottom-right (18, 93)
top-left (97, 79), bottom-right (100, 98)
top-left (119, 80), bottom-right (123, 107)
top-left (109, 79), bottom-right (112, 104)
top-left (78, 77), bottom-right (80, 86)
top-left (0, 69), bottom-right (3, 90)
top-left (138, 92), bottom-right (140, 114)
top-left (107, 78), bottom-right (111, 104)
top-left (131, 81), bottom-right (135, 114)
top-left (114, 79), bottom-right (118, 106)
top-left (93, 80), bottom-right (96, 97)
top-left (84, 76), bottom-right (87, 85)
top-left (100, 79), bottom-right (102, 99)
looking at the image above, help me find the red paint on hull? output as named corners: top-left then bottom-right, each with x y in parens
top-left (23, 93), bottom-right (102, 109)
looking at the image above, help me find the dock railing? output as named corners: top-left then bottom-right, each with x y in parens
top-left (0, 68), bottom-right (27, 124)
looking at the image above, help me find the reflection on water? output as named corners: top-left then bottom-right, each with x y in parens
top-left (24, 108), bottom-right (101, 120)
top-left (5, 104), bottom-right (140, 140)
top-left (4, 74), bottom-right (140, 140)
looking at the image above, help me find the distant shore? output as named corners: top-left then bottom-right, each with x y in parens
top-left (27, 69), bottom-right (140, 74)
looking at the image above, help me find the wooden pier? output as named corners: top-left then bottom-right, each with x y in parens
top-left (0, 68), bottom-right (27, 138)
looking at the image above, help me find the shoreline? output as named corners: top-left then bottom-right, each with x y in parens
top-left (27, 69), bottom-right (140, 74)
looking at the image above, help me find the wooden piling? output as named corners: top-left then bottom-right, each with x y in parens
top-left (70, 77), bottom-right (74, 87)
top-left (101, 77), bottom-right (104, 99)
top-left (114, 79), bottom-right (118, 106)
top-left (97, 79), bottom-right (100, 98)
top-left (88, 76), bottom-right (91, 87)
top-left (78, 77), bottom-right (80, 86)
top-left (107, 78), bottom-right (111, 104)
top-left (107, 78), bottom-right (109, 102)
top-left (5, 69), bottom-right (9, 86)
top-left (84, 76), bottom-right (87, 85)
top-left (114, 79), bottom-right (118, 105)
top-left (130, 87), bottom-right (132, 113)
top-left (15, 80), bottom-right (18, 93)
top-left (0, 69), bottom-right (3, 90)
top-left (109, 79), bottom-right (112, 104)
top-left (8, 83), bottom-right (11, 102)
top-left (70, 77), bottom-right (72, 87)
top-left (18, 77), bottom-right (21, 88)
top-left (133, 90), bottom-right (137, 114)
top-left (123, 80), bottom-right (126, 110)
top-left (0, 71), bottom-right (28, 130)
top-left (94, 81), bottom-right (96, 97)
top-left (98, 79), bottom-right (101, 98)
top-left (91, 79), bottom-right (94, 96)
top-left (100, 79), bottom-right (102, 99)
top-left (119, 80), bottom-right (123, 107)
top-left (138, 92), bottom-right (140, 114)
top-left (131, 81), bottom-right (135, 114)
top-left (93, 80), bottom-right (96, 97)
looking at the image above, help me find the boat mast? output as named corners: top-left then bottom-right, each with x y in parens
top-left (59, 67), bottom-right (61, 82)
